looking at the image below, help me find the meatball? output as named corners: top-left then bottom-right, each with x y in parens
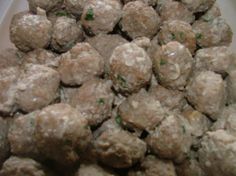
top-left (75, 164), bottom-right (117, 176)
top-left (158, 20), bottom-right (196, 54)
top-left (159, 1), bottom-right (195, 24)
top-left (198, 130), bottom-right (236, 176)
top-left (22, 49), bottom-right (59, 68)
top-left (93, 127), bottom-right (146, 168)
top-left (118, 89), bottom-right (165, 131)
top-left (146, 112), bottom-right (192, 163)
top-left (8, 111), bottom-right (41, 159)
top-left (149, 85), bottom-right (187, 111)
top-left (0, 67), bottom-right (20, 115)
top-left (121, 1), bottom-right (160, 39)
top-left (35, 103), bottom-right (92, 165)
top-left (226, 68), bottom-right (236, 104)
top-left (86, 34), bottom-right (127, 73)
top-left (0, 48), bottom-right (23, 69)
top-left (10, 12), bottom-right (52, 52)
top-left (16, 64), bottom-right (60, 112)
top-left (65, 0), bottom-right (86, 16)
top-left (81, 0), bottom-right (122, 35)
top-left (152, 41), bottom-right (194, 90)
top-left (129, 155), bottom-right (177, 176)
top-left (109, 43), bottom-right (152, 94)
top-left (58, 42), bottom-right (104, 86)
top-left (180, 0), bottom-right (216, 13)
top-left (193, 17), bottom-right (233, 48)
top-left (194, 46), bottom-right (233, 76)
top-left (0, 156), bottom-right (50, 176)
top-left (186, 71), bottom-right (226, 119)
top-left (61, 79), bottom-right (114, 126)
top-left (0, 117), bottom-right (10, 165)
top-left (51, 17), bottom-right (84, 53)
top-left (27, 0), bottom-right (62, 13)
top-left (200, 3), bottom-right (221, 22)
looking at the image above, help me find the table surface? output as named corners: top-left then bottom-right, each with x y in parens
top-left (0, 0), bottom-right (236, 51)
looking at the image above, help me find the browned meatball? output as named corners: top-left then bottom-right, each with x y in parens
top-left (10, 12), bottom-right (52, 52)
top-left (16, 64), bottom-right (60, 112)
top-left (180, 0), bottom-right (216, 13)
top-left (51, 17), bottom-right (84, 53)
top-left (0, 67), bottom-right (20, 115)
top-left (93, 126), bottom-right (146, 168)
top-left (158, 20), bottom-right (196, 54)
top-left (8, 111), bottom-right (41, 159)
top-left (58, 42), bottom-right (104, 86)
top-left (193, 17), bottom-right (233, 48)
top-left (81, 0), bottom-right (122, 35)
top-left (75, 164), bottom-right (117, 176)
top-left (86, 34), bottom-right (127, 73)
top-left (159, 1), bottom-right (195, 24)
top-left (149, 85), bottom-right (187, 111)
top-left (128, 155), bottom-right (177, 176)
top-left (61, 79), bottom-right (114, 126)
top-left (118, 89), bottom-right (165, 131)
top-left (65, 0), bottom-right (86, 16)
top-left (146, 112), bottom-right (192, 163)
top-left (200, 3), bottom-right (221, 22)
top-left (27, 0), bottom-right (62, 13)
top-left (153, 41), bottom-right (194, 90)
top-left (121, 1), bottom-right (160, 39)
top-left (226, 67), bottom-right (236, 104)
top-left (22, 49), bottom-right (59, 68)
top-left (186, 71), bottom-right (226, 119)
top-left (0, 156), bottom-right (51, 176)
top-left (0, 117), bottom-right (10, 165)
top-left (0, 48), bottom-right (23, 69)
top-left (35, 103), bottom-right (92, 165)
top-left (194, 46), bottom-right (233, 76)
top-left (109, 43), bottom-right (152, 94)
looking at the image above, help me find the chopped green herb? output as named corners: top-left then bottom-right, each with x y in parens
top-left (196, 33), bottom-right (203, 40)
top-left (202, 15), bottom-right (212, 22)
top-left (115, 115), bottom-right (122, 125)
top-left (55, 11), bottom-right (69, 17)
top-left (171, 33), bottom-right (176, 40)
top-left (15, 52), bottom-right (22, 59)
top-left (117, 74), bottom-right (128, 88)
top-left (179, 32), bottom-right (185, 41)
top-left (97, 98), bottom-right (105, 105)
top-left (182, 125), bottom-right (186, 134)
top-left (160, 59), bottom-right (167, 65)
top-left (85, 8), bottom-right (94, 21)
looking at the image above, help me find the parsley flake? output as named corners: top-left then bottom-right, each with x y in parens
top-left (97, 98), bottom-right (105, 105)
top-left (115, 115), bottom-right (122, 125)
top-left (160, 59), bottom-right (167, 65)
top-left (196, 33), bottom-right (203, 40)
top-left (55, 11), bottom-right (69, 17)
top-left (171, 33), bottom-right (176, 40)
top-left (182, 125), bottom-right (186, 134)
top-left (179, 32), bottom-right (185, 41)
top-left (85, 8), bottom-right (94, 21)
top-left (117, 74), bottom-right (128, 88)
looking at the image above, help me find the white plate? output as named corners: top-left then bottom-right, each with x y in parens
top-left (0, 0), bottom-right (235, 51)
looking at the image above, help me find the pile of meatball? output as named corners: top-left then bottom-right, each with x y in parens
top-left (0, 0), bottom-right (235, 175)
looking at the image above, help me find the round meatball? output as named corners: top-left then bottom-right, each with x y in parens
top-left (146, 112), bottom-right (192, 163)
top-left (58, 42), bottom-right (104, 86)
top-left (109, 43), bottom-right (152, 94)
top-left (194, 46), bottom-right (233, 76)
top-left (200, 3), bottom-right (221, 22)
top-left (35, 103), bottom-right (92, 165)
top-left (94, 127), bottom-right (146, 168)
top-left (10, 12), bottom-right (52, 52)
top-left (65, 0), bottom-right (87, 16)
top-left (27, 0), bottom-right (62, 13)
top-left (75, 164), bottom-right (117, 176)
top-left (121, 1), bottom-right (160, 39)
top-left (118, 89), bottom-right (165, 131)
top-left (193, 17), bottom-right (233, 48)
top-left (22, 49), bottom-right (59, 68)
top-left (0, 48), bottom-right (23, 69)
top-left (0, 67), bottom-right (20, 115)
top-left (180, 0), bottom-right (216, 13)
top-left (61, 79), bottom-right (114, 126)
top-left (8, 111), bottom-right (41, 159)
top-left (226, 68), bottom-right (236, 104)
top-left (153, 41), bottom-right (193, 90)
top-left (51, 17), bottom-right (84, 53)
top-left (158, 20), bottom-right (196, 54)
top-left (81, 0), bottom-right (122, 35)
top-left (0, 156), bottom-right (51, 176)
top-left (16, 64), bottom-right (60, 112)
top-left (159, 1), bottom-right (195, 24)
top-left (0, 117), bottom-right (10, 165)
top-left (86, 34), bottom-right (127, 73)
top-left (186, 71), bottom-right (226, 119)
top-left (149, 85), bottom-right (187, 111)
top-left (198, 130), bottom-right (236, 176)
